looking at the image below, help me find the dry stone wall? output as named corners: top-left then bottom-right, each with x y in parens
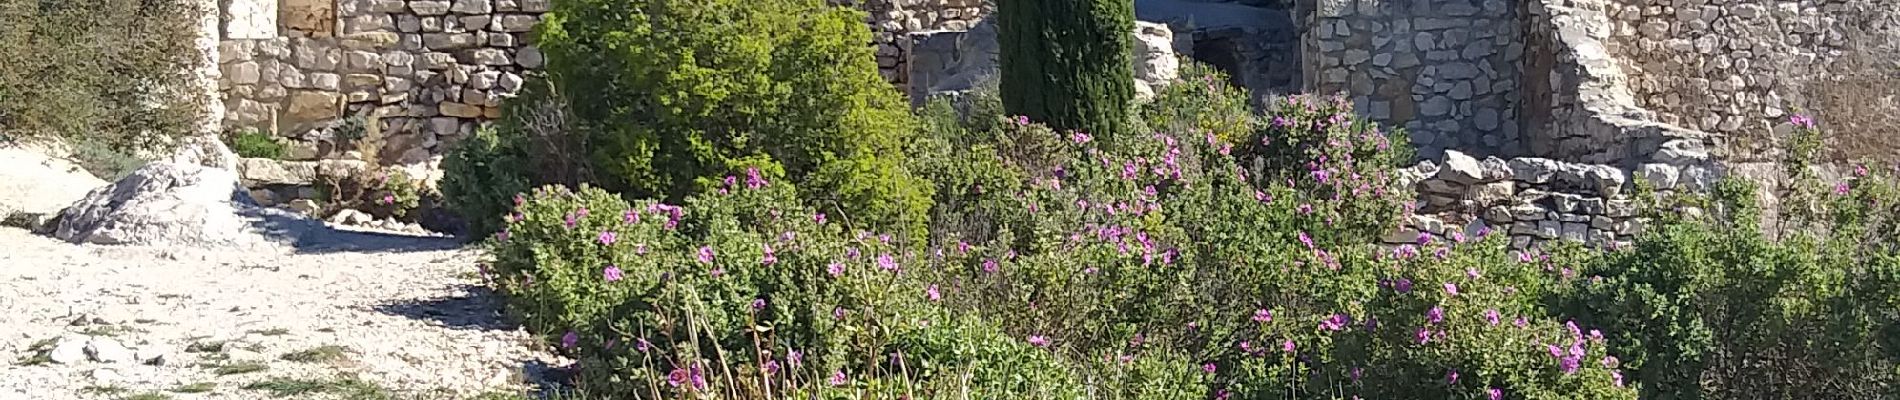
top-left (1301, 0), bottom-right (1528, 161)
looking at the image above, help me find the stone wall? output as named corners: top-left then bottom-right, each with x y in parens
top-left (1301, 0), bottom-right (1527, 161)
top-left (1600, 0), bottom-right (1900, 163)
top-left (218, 0), bottom-right (547, 172)
top-left (851, 0), bottom-right (994, 91)
top-left (1390, 150), bottom-right (1698, 251)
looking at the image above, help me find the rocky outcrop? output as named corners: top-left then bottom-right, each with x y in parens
top-left (49, 163), bottom-right (265, 246)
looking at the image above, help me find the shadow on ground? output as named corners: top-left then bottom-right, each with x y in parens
top-left (247, 208), bottom-right (464, 254)
top-left (372, 284), bottom-right (518, 331)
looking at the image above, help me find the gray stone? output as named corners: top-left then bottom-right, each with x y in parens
top-left (497, 72), bottom-right (524, 94)
top-left (1473, 182), bottom-right (1515, 205)
top-left (1535, 220), bottom-right (1560, 239)
top-left (1635, 163), bottom-right (1680, 189)
top-left (459, 48), bottom-right (511, 65)
top-left (513, 47), bottom-right (543, 68)
top-left (135, 348), bottom-right (167, 366)
top-left (1421, 96), bottom-right (1454, 117)
top-left (286, 199), bottom-right (322, 215)
top-left (452, 0), bottom-right (492, 14)
top-left (423, 33), bottom-right (478, 50)
top-left (520, 0), bottom-right (550, 12)
top-left (1583, 165), bottom-right (1627, 197)
top-left (328, 208), bottom-right (375, 225)
top-left (1474, 108), bottom-right (1500, 130)
top-left (1560, 222), bottom-right (1588, 242)
top-left (1438, 150), bottom-right (1483, 184)
top-left (49, 163), bottom-right (267, 246)
top-left (497, 15), bottom-right (539, 32)
top-left (238, 159), bottom-right (320, 186)
top-left (411, 0), bottom-right (451, 15)
top-left (1507, 158), bottom-right (1560, 184)
top-left (470, 71), bottom-right (500, 89)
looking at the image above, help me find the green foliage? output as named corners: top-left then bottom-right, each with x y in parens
top-left (230, 129), bottom-right (287, 160)
top-left (0, 0), bottom-right (205, 153)
top-left (442, 125), bottom-right (535, 239)
top-left (536, 0), bottom-right (930, 240)
top-left (1141, 63), bottom-right (1256, 144)
top-left (997, 0), bottom-right (1137, 140)
top-left (67, 137), bottom-right (148, 181)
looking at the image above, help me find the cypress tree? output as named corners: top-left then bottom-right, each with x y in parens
top-left (997, 0), bottom-right (1136, 140)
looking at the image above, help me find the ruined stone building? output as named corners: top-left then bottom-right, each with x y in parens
top-left (212, 0), bottom-right (1896, 247)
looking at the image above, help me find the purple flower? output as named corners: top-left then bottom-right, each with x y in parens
top-left (1790, 114), bottom-right (1816, 129)
top-left (1394, 278), bottom-right (1414, 293)
top-left (761, 359), bottom-right (780, 376)
top-left (1444, 282), bottom-right (1460, 296)
top-left (833, 307), bottom-right (847, 320)
top-left (751, 298), bottom-right (766, 311)
top-left (814, 212), bottom-right (826, 224)
top-left (1027, 335), bottom-right (1049, 347)
top-left (926, 284), bottom-right (941, 301)
top-left (1320, 313), bottom-right (1350, 331)
top-left (1202, 363), bottom-right (1217, 374)
top-left (1484, 309), bottom-right (1501, 326)
top-left (1014, 115), bottom-right (1030, 126)
top-left (563, 213), bottom-right (578, 229)
top-left (1297, 231), bottom-right (1314, 249)
top-left (697, 246), bottom-right (715, 264)
top-left (1071, 131), bottom-right (1093, 144)
top-left (745, 167), bottom-right (767, 189)
top-left (598, 231), bottom-right (617, 246)
top-left (829, 370), bottom-right (849, 386)
top-left (1560, 356), bottom-right (1581, 374)
top-left (1427, 307), bottom-right (1444, 325)
top-left (1446, 369), bottom-right (1459, 385)
top-left (667, 368), bottom-right (687, 387)
top-left (982, 258), bottom-right (999, 273)
top-left (1415, 328), bottom-right (1432, 344)
top-left (1467, 267), bottom-right (1482, 279)
top-left (1514, 317), bottom-right (1529, 328)
top-left (495, 229), bottom-right (510, 242)
top-left (1601, 355), bottom-right (1620, 368)
top-left (1547, 344), bottom-right (1564, 358)
top-left (1611, 370), bottom-right (1625, 387)
top-left (1488, 388), bottom-right (1503, 400)
top-left (787, 350), bottom-right (802, 369)
top-left (1281, 339), bottom-right (1296, 353)
top-left (877, 254), bottom-right (899, 272)
top-left (1350, 367), bottom-right (1363, 382)
top-left (1835, 182), bottom-right (1851, 195)
top-left (761, 244), bottom-right (777, 266)
top-left (636, 338), bottom-right (650, 352)
top-left (603, 265), bottom-right (623, 282)
top-left (560, 331), bottom-right (579, 349)
top-left (827, 262), bottom-right (845, 278)
top-left (690, 363), bottom-right (707, 389)
top-left (623, 209), bottom-right (639, 224)
top-left (1253, 308), bottom-right (1273, 323)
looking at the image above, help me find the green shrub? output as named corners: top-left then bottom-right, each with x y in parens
top-left (229, 129), bottom-right (286, 160)
top-left (0, 0), bottom-right (205, 152)
top-left (535, 0), bottom-right (931, 240)
top-left (67, 137), bottom-right (147, 181)
top-left (997, 0), bottom-right (1136, 140)
top-left (1142, 63), bottom-right (1256, 144)
top-left (441, 75), bottom-right (591, 238)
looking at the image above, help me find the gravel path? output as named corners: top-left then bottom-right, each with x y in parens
top-left (0, 226), bottom-right (563, 399)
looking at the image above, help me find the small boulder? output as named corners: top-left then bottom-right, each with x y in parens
top-left (85, 337), bottom-right (134, 364)
top-left (49, 162), bottom-right (262, 246)
top-left (48, 336), bottom-right (89, 364)
top-left (1437, 150), bottom-right (1484, 184)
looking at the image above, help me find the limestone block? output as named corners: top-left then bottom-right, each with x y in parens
top-left (225, 0), bottom-right (279, 39)
top-left (292, 40), bottom-right (342, 71)
top-left (411, 1), bottom-right (452, 15)
top-left (340, 32), bottom-right (401, 50)
top-left (281, 0), bottom-right (336, 36)
top-left (459, 48), bottom-right (512, 65)
top-left (345, 51), bottom-right (386, 73)
top-left (419, 52), bottom-right (458, 70)
top-left (439, 102), bottom-right (483, 118)
top-left (286, 91), bottom-right (343, 122)
top-left (487, 32), bottom-right (517, 47)
top-left (497, 72), bottom-right (524, 94)
top-left (497, 15), bottom-right (540, 32)
top-left (228, 62), bottom-right (262, 85)
top-left (308, 73), bottom-right (342, 91)
top-left (520, 0), bottom-right (550, 12)
top-left (423, 33), bottom-right (479, 50)
top-left (453, 0), bottom-right (493, 14)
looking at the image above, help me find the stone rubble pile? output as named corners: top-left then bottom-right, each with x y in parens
top-left (1390, 149), bottom-right (1717, 250)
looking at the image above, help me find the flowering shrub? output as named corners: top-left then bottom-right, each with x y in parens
top-left (1553, 119), bottom-right (1900, 399)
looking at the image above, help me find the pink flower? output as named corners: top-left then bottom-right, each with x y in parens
top-left (761, 244), bottom-right (776, 265)
top-left (1394, 278), bottom-right (1414, 293)
top-left (1070, 131), bottom-right (1093, 144)
top-left (667, 368), bottom-right (687, 387)
top-left (827, 262), bottom-right (844, 277)
top-left (1484, 309), bottom-right (1501, 326)
top-left (1514, 317), bottom-right (1529, 328)
top-left (1444, 282), bottom-right (1460, 296)
top-left (560, 331), bottom-right (579, 349)
top-left (926, 284), bottom-right (941, 301)
top-left (381, 194), bottom-right (395, 205)
top-left (636, 338), bottom-right (650, 352)
top-left (877, 254), bottom-right (899, 272)
top-left (1415, 328), bottom-right (1432, 344)
top-left (1446, 369), bottom-right (1459, 385)
top-left (598, 231), bottom-right (617, 246)
top-left (1611, 370), bottom-right (1625, 387)
top-left (1281, 339), bottom-right (1296, 353)
top-left (1488, 388), bottom-right (1503, 400)
top-left (603, 265), bottom-right (623, 282)
top-left (1856, 164), bottom-right (1870, 177)
top-left (1601, 355), bottom-right (1620, 368)
top-left (1835, 182), bottom-right (1851, 195)
top-left (1320, 313), bottom-right (1349, 331)
top-left (1253, 308), bottom-right (1273, 323)
top-left (761, 359), bottom-right (780, 376)
top-left (1546, 344), bottom-right (1564, 358)
top-left (814, 212), bottom-right (826, 224)
top-left (1027, 335), bottom-right (1049, 347)
top-left (1790, 114), bottom-right (1816, 129)
top-left (833, 307), bottom-right (847, 320)
top-left (1350, 367), bottom-right (1363, 382)
top-left (829, 370), bottom-right (849, 386)
top-left (1297, 231), bottom-right (1314, 249)
top-left (982, 258), bottom-right (999, 273)
top-left (697, 246), bottom-right (715, 264)
top-left (750, 298), bottom-right (766, 311)
top-left (787, 350), bottom-right (802, 369)
top-left (1014, 115), bottom-right (1030, 126)
top-left (495, 229), bottom-right (510, 242)
top-left (1467, 267), bottom-right (1482, 279)
top-left (1202, 363), bottom-right (1217, 373)
top-left (1427, 307), bottom-right (1444, 325)
top-left (745, 167), bottom-right (767, 189)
